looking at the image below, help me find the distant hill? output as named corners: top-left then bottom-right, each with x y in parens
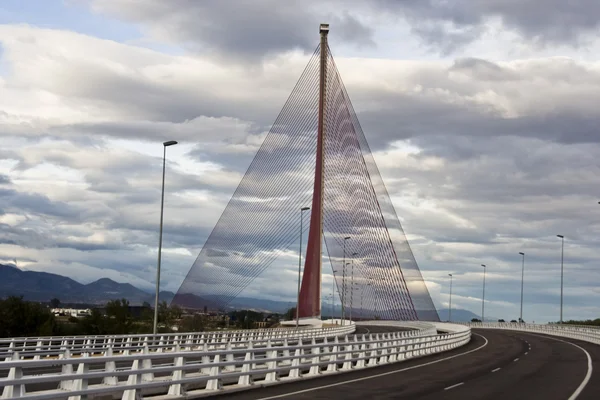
top-left (0, 264), bottom-right (491, 322)
top-left (438, 308), bottom-right (499, 323)
top-left (0, 264), bottom-right (174, 305)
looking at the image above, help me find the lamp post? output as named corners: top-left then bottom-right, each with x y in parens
top-left (342, 236), bottom-right (350, 324)
top-left (448, 273), bottom-right (453, 322)
top-left (481, 264), bottom-right (486, 322)
top-left (519, 252), bottom-right (525, 323)
top-left (350, 253), bottom-right (357, 321)
top-left (332, 268), bottom-right (338, 322)
top-left (296, 206), bottom-right (310, 328)
top-left (153, 140), bottom-right (177, 336)
top-left (557, 235), bottom-right (564, 324)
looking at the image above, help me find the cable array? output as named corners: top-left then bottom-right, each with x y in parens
top-left (171, 44), bottom-right (439, 322)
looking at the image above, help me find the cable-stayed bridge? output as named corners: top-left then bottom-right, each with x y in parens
top-left (171, 23), bottom-right (438, 324)
top-left (1, 24), bottom-right (599, 400)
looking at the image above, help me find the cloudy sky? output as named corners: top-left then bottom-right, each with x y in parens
top-left (1, 0), bottom-right (600, 323)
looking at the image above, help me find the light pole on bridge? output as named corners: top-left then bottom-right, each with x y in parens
top-left (296, 206), bottom-right (310, 328)
top-left (448, 273), bottom-right (453, 322)
top-left (154, 140), bottom-right (177, 336)
top-left (519, 252), bottom-right (525, 323)
top-left (481, 264), bottom-right (486, 322)
top-left (342, 236), bottom-right (351, 325)
top-left (557, 235), bottom-right (564, 324)
top-left (349, 253), bottom-right (357, 321)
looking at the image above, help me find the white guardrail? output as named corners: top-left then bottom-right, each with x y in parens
top-left (1, 321), bottom-right (470, 399)
top-left (0, 323), bottom-right (357, 361)
top-left (467, 322), bottom-right (600, 345)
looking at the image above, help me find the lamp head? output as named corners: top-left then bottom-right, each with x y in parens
top-left (481, 264), bottom-right (486, 268)
top-left (163, 140), bottom-right (178, 147)
top-left (519, 252), bottom-right (525, 255)
top-left (301, 207), bottom-right (310, 211)
top-left (557, 234), bottom-right (564, 238)
top-left (344, 236), bottom-right (351, 240)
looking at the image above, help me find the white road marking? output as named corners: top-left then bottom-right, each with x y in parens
top-left (255, 333), bottom-right (489, 400)
top-left (444, 382), bottom-right (464, 390)
top-left (514, 358), bottom-right (519, 362)
top-left (491, 367), bottom-right (501, 372)
top-left (525, 352), bottom-right (528, 355)
top-left (519, 332), bottom-right (593, 400)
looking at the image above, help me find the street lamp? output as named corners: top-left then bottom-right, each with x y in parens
top-left (349, 253), bottom-right (357, 321)
top-left (448, 274), bottom-right (453, 322)
top-left (332, 268), bottom-right (338, 322)
top-left (481, 264), bottom-right (486, 322)
top-left (519, 252), bottom-right (525, 323)
top-left (296, 206), bottom-right (310, 328)
top-left (153, 140), bottom-right (177, 335)
top-left (342, 236), bottom-right (351, 324)
top-left (557, 235), bottom-right (564, 324)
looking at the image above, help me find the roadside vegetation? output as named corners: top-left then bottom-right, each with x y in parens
top-left (0, 296), bottom-right (281, 338)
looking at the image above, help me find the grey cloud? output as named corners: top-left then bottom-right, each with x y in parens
top-left (0, 188), bottom-right (83, 219)
top-left (0, 174), bottom-right (11, 184)
top-left (449, 58), bottom-right (522, 81)
top-left (374, 0), bottom-right (600, 51)
top-left (92, 0), bottom-right (375, 60)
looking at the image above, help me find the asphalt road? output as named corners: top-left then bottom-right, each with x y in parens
top-left (215, 328), bottom-right (599, 400)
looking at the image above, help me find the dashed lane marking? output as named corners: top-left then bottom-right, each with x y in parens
top-left (517, 332), bottom-right (593, 400)
top-left (514, 358), bottom-right (519, 362)
top-left (492, 367), bottom-right (501, 372)
top-left (444, 382), bottom-right (464, 390)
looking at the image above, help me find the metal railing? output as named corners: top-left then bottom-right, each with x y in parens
top-left (1, 322), bottom-right (470, 399)
top-left (467, 322), bottom-right (600, 345)
top-left (0, 322), bottom-right (357, 361)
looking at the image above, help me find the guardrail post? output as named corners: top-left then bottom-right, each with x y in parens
top-left (33, 340), bottom-right (43, 360)
top-left (224, 342), bottom-right (235, 372)
top-left (281, 338), bottom-right (291, 366)
top-left (121, 359), bottom-right (141, 400)
top-left (123, 336), bottom-right (132, 356)
top-left (141, 344), bottom-right (154, 382)
top-left (4, 340), bottom-right (14, 362)
top-left (341, 336), bottom-right (352, 371)
top-left (167, 354), bottom-right (186, 396)
top-left (326, 337), bottom-right (338, 373)
top-left (289, 347), bottom-right (302, 379)
top-left (308, 342), bottom-right (321, 376)
top-left (1, 352), bottom-right (25, 398)
top-left (367, 341), bottom-right (378, 366)
top-left (200, 343), bottom-right (211, 375)
top-left (206, 354), bottom-right (223, 391)
top-left (69, 356), bottom-right (89, 400)
top-left (380, 338), bottom-right (389, 364)
top-left (237, 351), bottom-right (254, 386)
top-left (264, 342), bottom-right (280, 382)
top-left (102, 347), bottom-right (118, 386)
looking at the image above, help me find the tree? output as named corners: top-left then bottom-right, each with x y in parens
top-left (79, 308), bottom-right (109, 335)
top-left (284, 307), bottom-right (296, 321)
top-left (106, 299), bottom-right (132, 334)
top-left (50, 298), bottom-right (61, 308)
top-left (180, 315), bottom-right (205, 332)
top-left (471, 318), bottom-right (482, 322)
top-left (0, 296), bottom-right (58, 338)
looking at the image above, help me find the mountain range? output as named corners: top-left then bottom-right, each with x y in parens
top-left (0, 264), bottom-right (490, 322)
top-left (0, 264), bottom-right (174, 305)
